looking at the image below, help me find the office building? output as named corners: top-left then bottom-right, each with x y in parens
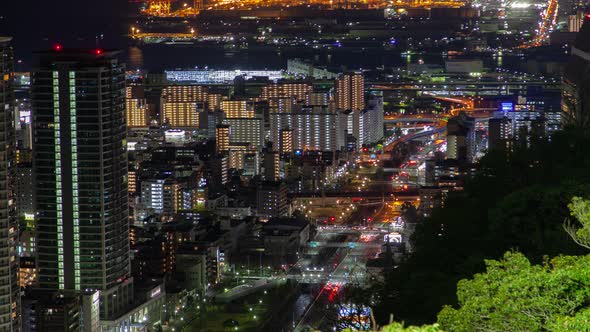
top-left (0, 36), bottom-right (21, 332)
top-left (31, 49), bottom-right (133, 319)
top-left (335, 72), bottom-right (364, 111)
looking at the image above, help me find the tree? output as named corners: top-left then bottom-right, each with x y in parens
top-left (371, 128), bottom-right (590, 325)
top-left (320, 281), bottom-right (377, 331)
top-left (380, 323), bottom-right (442, 332)
top-left (564, 196), bottom-right (590, 249)
top-left (437, 252), bottom-right (590, 332)
top-left (400, 202), bottom-right (419, 224)
top-left (549, 308), bottom-right (590, 332)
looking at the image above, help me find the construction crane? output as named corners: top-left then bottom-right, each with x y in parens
top-left (143, 0), bottom-right (174, 16)
top-left (140, 0), bottom-right (202, 17)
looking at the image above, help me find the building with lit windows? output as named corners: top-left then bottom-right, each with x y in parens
top-left (280, 128), bottom-right (293, 155)
top-left (17, 164), bottom-right (34, 218)
top-left (257, 181), bottom-right (288, 220)
top-left (222, 117), bottom-right (263, 148)
top-left (161, 85), bottom-right (209, 127)
top-left (19, 256), bottom-right (36, 288)
top-left (260, 83), bottom-right (312, 108)
top-left (0, 36), bottom-right (21, 331)
top-left (446, 112), bottom-right (475, 163)
top-left (31, 49), bottom-right (133, 319)
top-left (226, 143), bottom-right (259, 172)
top-left (335, 72), bottom-right (365, 111)
top-left (126, 86), bottom-right (149, 128)
top-left (140, 178), bottom-right (190, 215)
top-left (221, 100), bottom-right (255, 118)
top-left (128, 167), bottom-right (138, 194)
top-left (345, 94), bottom-right (384, 148)
top-left (286, 59), bottom-right (338, 79)
top-left (418, 187), bottom-right (443, 218)
top-left (215, 124), bottom-right (230, 153)
top-left (209, 155), bottom-right (229, 187)
top-left (488, 117), bottom-right (513, 151)
top-left (275, 97), bottom-right (296, 113)
top-left (270, 107), bottom-right (346, 152)
top-left (165, 69), bottom-right (284, 84)
top-left (306, 91), bottom-right (330, 107)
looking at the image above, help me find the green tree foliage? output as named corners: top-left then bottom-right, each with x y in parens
top-left (564, 196), bottom-right (590, 249)
top-left (549, 308), bottom-right (590, 332)
top-left (381, 323), bottom-right (442, 332)
top-left (373, 129), bottom-right (590, 325)
top-left (438, 252), bottom-right (590, 332)
top-left (342, 322), bottom-right (441, 332)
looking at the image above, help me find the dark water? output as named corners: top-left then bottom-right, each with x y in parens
top-left (1, 0), bottom-right (524, 73)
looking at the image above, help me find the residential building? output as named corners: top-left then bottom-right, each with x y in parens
top-left (222, 117), bottom-right (263, 148)
top-left (31, 49), bottom-right (133, 319)
top-left (0, 36), bottom-right (21, 331)
top-left (256, 181), bottom-right (288, 220)
top-left (335, 72), bottom-right (364, 111)
top-left (126, 86), bottom-right (149, 128)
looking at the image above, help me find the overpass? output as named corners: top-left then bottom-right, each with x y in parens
top-left (289, 190), bottom-right (419, 198)
top-left (384, 116), bottom-right (440, 124)
top-left (308, 242), bottom-right (384, 249)
top-left (383, 126), bottom-right (446, 152)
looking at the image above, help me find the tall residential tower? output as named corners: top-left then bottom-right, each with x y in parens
top-left (0, 36), bottom-right (21, 332)
top-left (334, 72), bottom-right (364, 111)
top-left (31, 49), bottom-right (133, 319)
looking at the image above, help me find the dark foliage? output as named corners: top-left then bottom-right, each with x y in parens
top-left (372, 128), bottom-right (590, 325)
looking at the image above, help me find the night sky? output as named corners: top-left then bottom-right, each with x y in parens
top-left (1, 0), bottom-right (133, 67)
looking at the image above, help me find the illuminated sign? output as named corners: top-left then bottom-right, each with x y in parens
top-left (385, 232), bottom-right (402, 243)
top-left (501, 102), bottom-right (513, 112)
top-left (150, 286), bottom-right (161, 298)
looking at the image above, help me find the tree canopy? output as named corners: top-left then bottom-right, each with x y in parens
top-left (372, 128), bottom-right (590, 325)
top-left (438, 251), bottom-right (590, 332)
